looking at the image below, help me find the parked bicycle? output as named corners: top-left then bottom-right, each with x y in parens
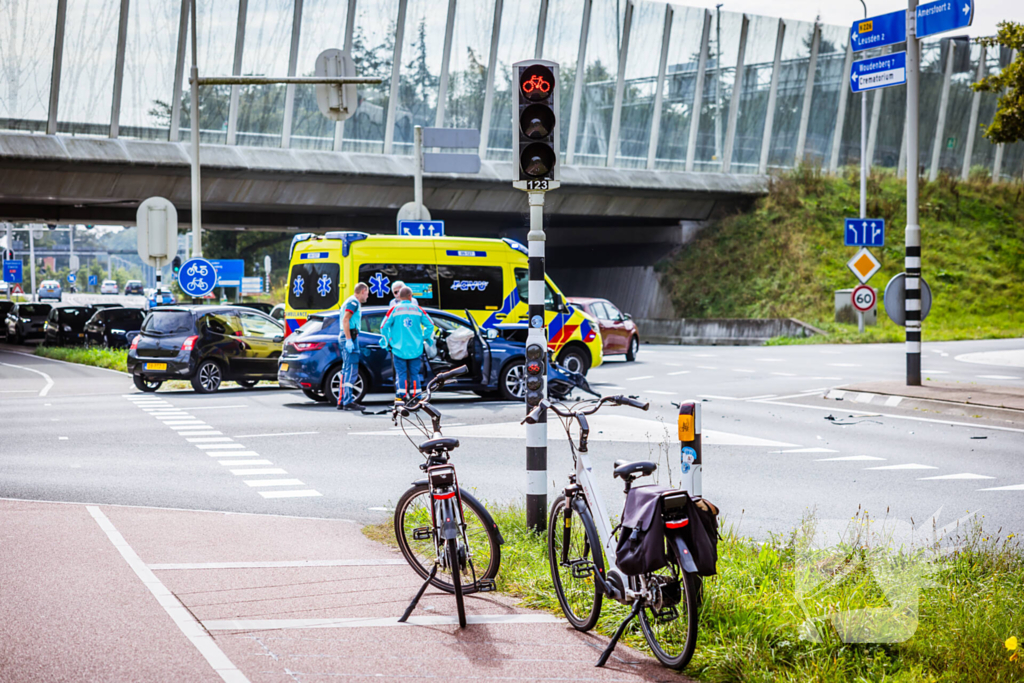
top-left (525, 395), bottom-right (708, 670)
top-left (392, 365), bottom-right (504, 628)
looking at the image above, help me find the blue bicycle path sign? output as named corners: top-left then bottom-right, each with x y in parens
top-left (177, 258), bottom-right (218, 297)
top-left (845, 218), bottom-right (886, 247)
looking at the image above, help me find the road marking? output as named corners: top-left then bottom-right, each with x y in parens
top-left (174, 430), bottom-right (223, 436)
top-left (149, 559), bottom-right (406, 570)
top-left (769, 447), bottom-right (838, 454)
top-left (259, 490), bottom-right (323, 499)
top-left (732, 369), bottom-right (756, 373)
top-left (828, 363), bottom-right (861, 367)
top-left (59, 436), bottom-right (68, 440)
top-left (854, 393), bottom-right (876, 404)
top-left (169, 424), bottom-right (209, 430)
top-left (0, 390), bottom-right (39, 393)
top-left (86, 506), bottom-right (247, 683)
top-left (244, 479), bottom-right (306, 487)
top-left (208, 451), bottom-right (261, 457)
top-left (745, 394), bottom-right (778, 401)
top-left (923, 370), bottom-right (949, 374)
top-left (884, 396), bottom-right (904, 407)
top-left (230, 468), bottom-right (288, 475)
top-left (698, 394), bottom-right (738, 400)
top-left (757, 358), bottom-right (784, 362)
top-left (646, 390), bottom-right (677, 395)
top-left (0, 362), bottom-right (54, 396)
top-left (233, 431), bottom-right (319, 438)
top-left (816, 455), bottom-right (885, 461)
top-left (978, 375), bottom-right (1021, 380)
top-left (918, 473), bottom-right (994, 480)
top-left (667, 370), bottom-right (690, 376)
top-left (219, 459), bottom-right (273, 466)
top-left (195, 443), bottom-right (247, 449)
top-left (771, 372), bottom-right (797, 376)
top-left (187, 437), bottom-right (234, 443)
top-left (627, 375), bottom-right (653, 381)
top-left (697, 365), bottom-right (718, 370)
top-left (758, 399), bottom-right (1024, 434)
top-left (368, 507), bottom-right (395, 511)
top-left (202, 614), bottom-right (564, 630)
top-left (866, 464), bottom-right (939, 470)
top-left (979, 484), bottom-right (1024, 491)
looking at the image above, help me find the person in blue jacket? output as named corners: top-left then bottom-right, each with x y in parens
top-left (380, 286), bottom-right (435, 400)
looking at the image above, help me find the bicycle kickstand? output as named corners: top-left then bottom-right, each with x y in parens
top-left (398, 563), bottom-right (438, 623)
top-left (595, 601), bottom-right (643, 668)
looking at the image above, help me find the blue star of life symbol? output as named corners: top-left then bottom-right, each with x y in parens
top-left (317, 273), bottom-right (332, 297)
top-left (292, 275), bottom-right (304, 297)
top-left (369, 272), bottom-right (390, 298)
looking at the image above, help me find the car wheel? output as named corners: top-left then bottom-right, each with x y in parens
top-left (557, 347), bottom-right (590, 376)
top-left (191, 359), bottom-right (224, 393)
top-left (325, 365), bottom-right (367, 405)
top-left (302, 388), bottom-right (327, 402)
top-left (626, 335), bottom-right (639, 362)
top-left (238, 379), bottom-right (258, 389)
top-left (133, 374), bottom-right (162, 392)
top-left (499, 360), bottom-right (527, 402)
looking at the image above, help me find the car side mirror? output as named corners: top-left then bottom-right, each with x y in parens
top-left (273, 335), bottom-right (284, 343)
top-left (623, 313), bottom-right (632, 321)
top-left (486, 328), bottom-right (498, 340)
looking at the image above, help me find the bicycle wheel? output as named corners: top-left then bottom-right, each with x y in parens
top-left (448, 537), bottom-right (466, 628)
top-left (548, 494), bottom-right (604, 631)
top-left (638, 555), bottom-right (700, 670)
top-left (394, 484), bottom-right (501, 593)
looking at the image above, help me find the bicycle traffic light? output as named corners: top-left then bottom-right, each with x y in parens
top-left (513, 60), bottom-right (559, 188)
top-left (172, 255), bottom-right (181, 274)
top-left (525, 342), bottom-right (546, 407)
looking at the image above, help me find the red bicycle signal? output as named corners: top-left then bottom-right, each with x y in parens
top-left (522, 74), bottom-right (551, 95)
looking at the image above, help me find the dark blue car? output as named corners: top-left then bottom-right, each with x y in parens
top-left (278, 306), bottom-right (583, 403)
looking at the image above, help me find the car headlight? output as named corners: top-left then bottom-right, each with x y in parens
top-left (21, 317), bottom-right (30, 323)
top-left (111, 328), bottom-right (125, 334)
top-left (63, 325), bottom-right (72, 332)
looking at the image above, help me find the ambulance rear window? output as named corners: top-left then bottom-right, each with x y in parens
top-left (288, 263), bottom-right (341, 311)
top-left (358, 264), bottom-right (440, 307)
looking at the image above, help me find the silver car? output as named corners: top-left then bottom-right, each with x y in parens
top-left (37, 279), bottom-right (62, 301)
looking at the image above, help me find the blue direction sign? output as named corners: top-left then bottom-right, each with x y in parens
top-left (3, 259), bottom-right (23, 284)
top-left (851, 51), bottom-right (907, 93)
top-left (88, 274), bottom-right (98, 286)
top-left (845, 218), bottom-right (886, 247)
top-left (850, 9), bottom-right (906, 52)
top-left (67, 272), bottom-right (76, 284)
top-left (916, 0), bottom-right (973, 38)
top-left (209, 259), bottom-right (244, 287)
top-left (178, 258), bottom-right (217, 297)
top-left (399, 220), bottom-right (445, 237)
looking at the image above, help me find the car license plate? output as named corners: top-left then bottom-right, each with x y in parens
top-left (145, 362), bottom-right (167, 371)
top-left (280, 363), bottom-right (289, 372)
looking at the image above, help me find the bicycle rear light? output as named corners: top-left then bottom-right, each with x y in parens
top-left (662, 491), bottom-right (690, 529)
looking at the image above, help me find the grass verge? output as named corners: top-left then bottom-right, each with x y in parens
top-left (366, 506), bottom-right (1024, 682)
top-left (34, 345), bottom-right (128, 372)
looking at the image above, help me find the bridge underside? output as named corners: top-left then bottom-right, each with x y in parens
top-left (0, 133), bottom-right (764, 265)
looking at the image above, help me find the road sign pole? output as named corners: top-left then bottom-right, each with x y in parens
top-left (189, 0), bottom-right (203, 258)
top-left (414, 125), bottom-right (424, 227)
top-left (906, 0), bottom-right (922, 386)
top-left (29, 228), bottom-right (36, 302)
top-left (526, 190), bottom-right (547, 534)
top-left (4, 223), bottom-right (10, 301)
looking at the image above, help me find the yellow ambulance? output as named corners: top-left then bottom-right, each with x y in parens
top-left (284, 232), bottom-right (603, 373)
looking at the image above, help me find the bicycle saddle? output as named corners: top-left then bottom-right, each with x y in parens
top-left (613, 459), bottom-right (657, 480)
top-left (419, 437), bottom-right (460, 454)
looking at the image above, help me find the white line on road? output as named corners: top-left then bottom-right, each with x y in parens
top-left (978, 375), bottom-right (1021, 380)
top-left (230, 468), bottom-right (287, 475)
top-left (697, 366), bottom-right (718, 370)
top-left (208, 452), bottom-right (261, 458)
top-left (187, 437), bottom-right (234, 443)
top-left (195, 443), bottom-right (246, 449)
top-left (627, 375), bottom-right (653, 381)
top-left (0, 362), bottom-right (54, 396)
top-left (202, 614), bottom-right (563, 630)
top-left (646, 390), bottom-right (677, 396)
top-left (244, 479), bottom-right (306, 487)
top-left (149, 559), bottom-right (406, 570)
top-left (918, 473), bottom-right (994, 480)
top-left (667, 370), bottom-right (690, 376)
top-left (979, 484), bottom-right (1024, 491)
top-left (174, 430), bottom-right (223, 436)
top-left (771, 372), bottom-right (797, 376)
top-left (816, 455), bottom-right (884, 461)
top-left (732, 369), bottom-right (756, 373)
top-left (866, 464), bottom-right (939, 470)
top-left (0, 390), bottom-right (37, 393)
top-left (219, 459), bottom-right (272, 466)
top-left (168, 424), bottom-right (209, 430)
top-left (86, 506), bottom-right (247, 683)
top-left (259, 490), bottom-right (323, 499)
top-left (233, 431), bottom-right (319, 438)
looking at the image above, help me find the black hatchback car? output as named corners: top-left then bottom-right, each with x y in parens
top-left (84, 307), bottom-right (145, 348)
top-left (127, 306), bottom-right (285, 393)
top-left (43, 306), bottom-right (95, 346)
top-left (5, 302), bottom-right (52, 344)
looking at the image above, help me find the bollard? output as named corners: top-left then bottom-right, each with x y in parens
top-left (678, 401), bottom-right (702, 497)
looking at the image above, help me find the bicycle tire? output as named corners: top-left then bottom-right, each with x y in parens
top-left (448, 537), bottom-right (466, 628)
top-left (637, 551), bottom-right (700, 670)
top-left (394, 484), bottom-right (501, 593)
top-left (547, 494), bottom-right (604, 631)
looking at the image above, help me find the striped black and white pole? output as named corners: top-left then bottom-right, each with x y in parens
top-left (526, 190), bottom-right (548, 533)
top-left (905, 0), bottom-right (921, 386)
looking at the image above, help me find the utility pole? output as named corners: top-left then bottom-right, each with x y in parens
top-left (714, 4), bottom-right (723, 161)
top-left (905, 0), bottom-right (921, 385)
top-left (189, 0), bottom-right (203, 258)
top-left (858, 0), bottom-right (868, 334)
top-left (414, 125), bottom-right (424, 222)
top-left (29, 227), bottom-right (37, 302)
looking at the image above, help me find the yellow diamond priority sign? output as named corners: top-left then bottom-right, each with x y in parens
top-left (847, 247), bottom-right (881, 284)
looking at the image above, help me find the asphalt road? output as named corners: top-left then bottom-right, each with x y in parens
top-left (3, 338), bottom-right (1023, 540)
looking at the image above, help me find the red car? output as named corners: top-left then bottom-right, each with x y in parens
top-left (567, 297), bottom-right (640, 361)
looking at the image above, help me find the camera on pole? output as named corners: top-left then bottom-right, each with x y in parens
top-left (513, 60), bottom-right (559, 189)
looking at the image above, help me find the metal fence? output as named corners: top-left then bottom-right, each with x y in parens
top-left (1, 0), bottom-right (1020, 181)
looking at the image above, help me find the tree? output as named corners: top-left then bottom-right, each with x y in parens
top-left (973, 22), bottom-right (1024, 145)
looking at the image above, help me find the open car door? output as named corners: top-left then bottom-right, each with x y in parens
top-left (465, 308), bottom-right (491, 384)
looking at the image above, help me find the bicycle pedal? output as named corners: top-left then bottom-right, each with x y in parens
top-left (569, 560), bottom-right (596, 579)
top-left (412, 527), bottom-right (432, 541)
top-left (651, 605), bottom-right (678, 621)
top-left (475, 579), bottom-right (496, 593)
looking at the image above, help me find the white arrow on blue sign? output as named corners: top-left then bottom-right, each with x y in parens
top-left (67, 273), bottom-right (76, 284)
top-left (177, 257), bottom-right (218, 297)
top-left (851, 51), bottom-right (907, 93)
top-left (845, 218), bottom-right (886, 247)
top-left (850, 9), bottom-right (907, 52)
top-left (88, 275), bottom-right (98, 286)
top-left (399, 220), bottom-right (445, 237)
top-left (916, 0), bottom-right (973, 38)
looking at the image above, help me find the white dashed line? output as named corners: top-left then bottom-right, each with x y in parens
top-left (732, 369), bottom-right (756, 373)
top-left (667, 370), bottom-right (690, 376)
top-left (918, 473), bottom-right (994, 480)
top-left (697, 366), bottom-right (718, 370)
top-left (187, 437), bottom-right (234, 443)
top-left (646, 390), bottom-right (676, 395)
top-left (174, 430), bottom-right (222, 436)
top-left (979, 484), bottom-right (1024, 491)
top-left (207, 451), bottom-right (261, 457)
top-left (866, 464), bottom-right (938, 470)
top-left (230, 468), bottom-right (288, 475)
top-left (978, 375), bottom-right (1020, 380)
top-left (771, 372), bottom-right (796, 376)
top-left (244, 479), bottom-right (306, 487)
top-left (195, 443), bottom-right (247, 450)
top-left (627, 375), bottom-right (653, 381)
top-left (258, 490), bottom-right (323, 499)
top-left (219, 459), bottom-right (273, 466)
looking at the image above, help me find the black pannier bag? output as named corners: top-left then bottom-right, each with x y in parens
top-left (614, 486), bottom-right (720, 577)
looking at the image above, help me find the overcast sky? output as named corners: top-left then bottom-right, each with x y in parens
top-left (679, 0), bottom-right (1021, 39)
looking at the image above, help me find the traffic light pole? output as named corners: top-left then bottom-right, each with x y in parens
top-left (905, 0), bottom-right (921, 386)
top-left (526, 190), bottom-right (547, 533)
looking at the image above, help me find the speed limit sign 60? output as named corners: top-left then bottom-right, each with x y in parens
top-left (852, 285), bottom-right (876, 312)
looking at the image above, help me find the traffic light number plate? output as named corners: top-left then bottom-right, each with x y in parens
top-left (526, 180), bottom-right (550, 191)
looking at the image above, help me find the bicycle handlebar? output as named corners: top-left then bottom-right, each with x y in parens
top-left (520, 394), bottom-right (649, 425)
top-left (394, 365), bottom-right (468, 416)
